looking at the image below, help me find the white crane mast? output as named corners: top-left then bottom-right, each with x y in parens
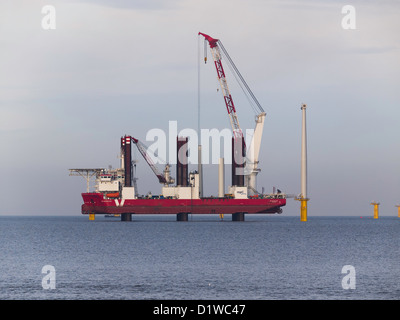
top-left (246, 112), bottom-right (266, 194)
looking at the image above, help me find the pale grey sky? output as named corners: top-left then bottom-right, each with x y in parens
top-left (0, 0), bottom-right (399, 216)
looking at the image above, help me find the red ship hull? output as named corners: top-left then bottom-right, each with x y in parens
top-left (81, 193), bottom-right (286, 215)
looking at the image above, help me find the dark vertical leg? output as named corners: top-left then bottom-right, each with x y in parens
top-left (177, 213), bottom-right (189, 221)
top-left (121, 213), bottom-right (132, 221)
top-left (232, 212), bottom-right (245, 221)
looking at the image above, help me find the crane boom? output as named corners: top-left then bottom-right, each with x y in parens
top-left (198, 32), bottom-right (243, 140)
top-left (132, 137), bottom-right (173, 185)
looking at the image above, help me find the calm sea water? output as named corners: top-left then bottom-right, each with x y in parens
top-left (0, 215), bottom-right (399, 300)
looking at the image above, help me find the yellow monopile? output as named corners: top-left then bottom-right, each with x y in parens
top-left (370, 202), bottom-right (380, 219)
top-left (296, 197), bottom-right (309, 222)
top-left (300, 198), bottom-right (309, 222)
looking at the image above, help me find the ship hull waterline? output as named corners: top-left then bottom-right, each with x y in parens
top-left (81, 193), bottom-right (286, 215)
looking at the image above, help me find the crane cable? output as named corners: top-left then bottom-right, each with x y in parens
top-left (222, 48), bottom-right (259, 116)
top-left (218, 40), bottom-right (265, 115)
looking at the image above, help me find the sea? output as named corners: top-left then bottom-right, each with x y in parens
top-left (0, 214), bottom-right (399, 300)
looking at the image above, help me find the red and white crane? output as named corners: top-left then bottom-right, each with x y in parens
top-left (198, 32), bottom-right (267, 195)
top-left (198, 32), bottom-right (243, 140)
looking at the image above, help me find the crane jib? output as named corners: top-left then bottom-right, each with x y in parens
top-left (132, 138), bottom-right (168, 184)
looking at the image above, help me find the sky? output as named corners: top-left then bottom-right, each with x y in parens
top-left (0, 0), bottom-right (399, 216)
